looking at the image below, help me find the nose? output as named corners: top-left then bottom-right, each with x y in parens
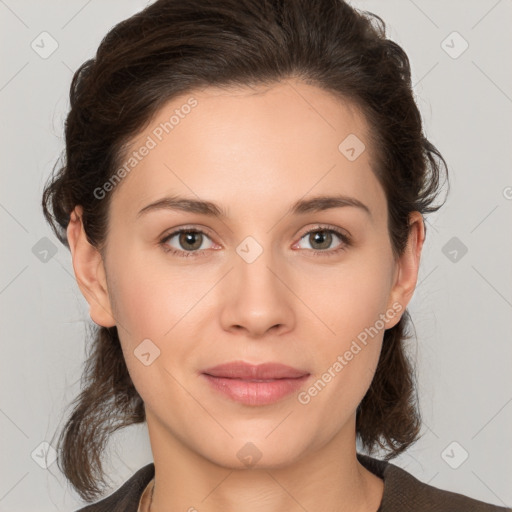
top-left (219, 247), bottom-right (296, 338)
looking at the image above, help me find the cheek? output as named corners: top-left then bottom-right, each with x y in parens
top-left (296, 249), bottom-right (394, 406)
top-left (296, 282), bottom-right (386, 441)
top-left (304, 254), bottom-right (394, 342)
top-left (104, 249), bottom-right (216, 391)
top-left (106, 247), bottom-right (208, 340)
top-left (105, 259), bottom-right (196, 409)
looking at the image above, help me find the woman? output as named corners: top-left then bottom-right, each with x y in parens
top-left (42, 0), bottom-right (510, 511)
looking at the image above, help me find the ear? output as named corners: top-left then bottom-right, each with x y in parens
top-left (385, 211), bottom-right (425, 328)
top-left (66, 206), bottom-right (116, 327)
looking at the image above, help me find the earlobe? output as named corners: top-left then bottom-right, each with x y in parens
top-left (385, 211), bottom-right (425, 328)
top-left (66, 206), bottom-right (116, 328)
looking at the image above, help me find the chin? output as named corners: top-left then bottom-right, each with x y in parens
top-left (195, 432), bottom-right (311, 471)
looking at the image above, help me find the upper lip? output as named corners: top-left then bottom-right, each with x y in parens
top-left (202, 361), bottom-right (309, 380)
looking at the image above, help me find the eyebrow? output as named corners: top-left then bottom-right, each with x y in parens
top-left (136, 194), bottom-right (371, 219)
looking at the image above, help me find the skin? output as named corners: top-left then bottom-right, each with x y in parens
top-left (67, 78), bottom-right (424, 512)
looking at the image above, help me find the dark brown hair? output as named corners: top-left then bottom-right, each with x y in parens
top-left (42, 0), bottom-right (448, 502)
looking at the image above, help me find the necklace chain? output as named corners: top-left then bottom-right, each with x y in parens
top-left (148, 479), bottom-right (155, 512)
top-left (140, 478), bottom-right (155, 512)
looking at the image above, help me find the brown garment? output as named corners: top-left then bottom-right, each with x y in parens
top-left (75, 453), bottom-right (511, 511)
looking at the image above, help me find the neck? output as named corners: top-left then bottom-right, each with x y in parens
top-left (145, 412), bottom-right (383, 512)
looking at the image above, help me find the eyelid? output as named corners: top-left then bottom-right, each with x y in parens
top-left (159, 224), bottom-right (218, 245)
top-left (296, 224), bottom-right (351, 242)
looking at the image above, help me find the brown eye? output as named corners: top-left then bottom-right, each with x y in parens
top-left (295, 227), bottom-right (349, 253)
top-left (160, 228), bottom-right (215, 257)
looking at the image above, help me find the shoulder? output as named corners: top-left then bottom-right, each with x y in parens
top-left (74, 463), bottom-right (155, 512)
top-left (357, 453), bottom-right (511, 512)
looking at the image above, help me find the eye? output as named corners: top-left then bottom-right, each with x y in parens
top-left (293, 226), bottom-right (351, 255)
top-left (159, 225), bottom-right (351, 258)
top-left (159, 228), bottom-right (216, 257)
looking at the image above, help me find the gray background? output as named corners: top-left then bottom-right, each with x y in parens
top-left (1, 0), bottom-right (511, 510)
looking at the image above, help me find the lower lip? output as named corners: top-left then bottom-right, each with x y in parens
top-left (202, 374), bottom-right (310, 405)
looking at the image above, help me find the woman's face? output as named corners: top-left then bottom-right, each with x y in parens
top-left (70, 79), bottom-right (421, 469)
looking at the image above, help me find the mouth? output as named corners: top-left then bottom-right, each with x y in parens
top-left (201, 361), bottom-right (310, 406)
top-left (202, 361), bottom-right (309, 379)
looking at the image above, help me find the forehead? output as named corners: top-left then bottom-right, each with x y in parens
top-left (109, 79), bottom-right (385, 222)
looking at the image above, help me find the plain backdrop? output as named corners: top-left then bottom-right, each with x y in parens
top-left (1, 0), bottom-right (511, 510)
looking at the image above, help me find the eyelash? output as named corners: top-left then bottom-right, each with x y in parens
top-left (159, 225), bottom-right (352, 258)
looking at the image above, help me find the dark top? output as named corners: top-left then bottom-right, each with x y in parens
top-left (75, 453), bottom-right (511, 511)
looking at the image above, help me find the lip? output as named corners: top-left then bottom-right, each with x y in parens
top-left (202, 361), bottom-right (309, 380)
top-left (201, 361), bottom-right (310, 406)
